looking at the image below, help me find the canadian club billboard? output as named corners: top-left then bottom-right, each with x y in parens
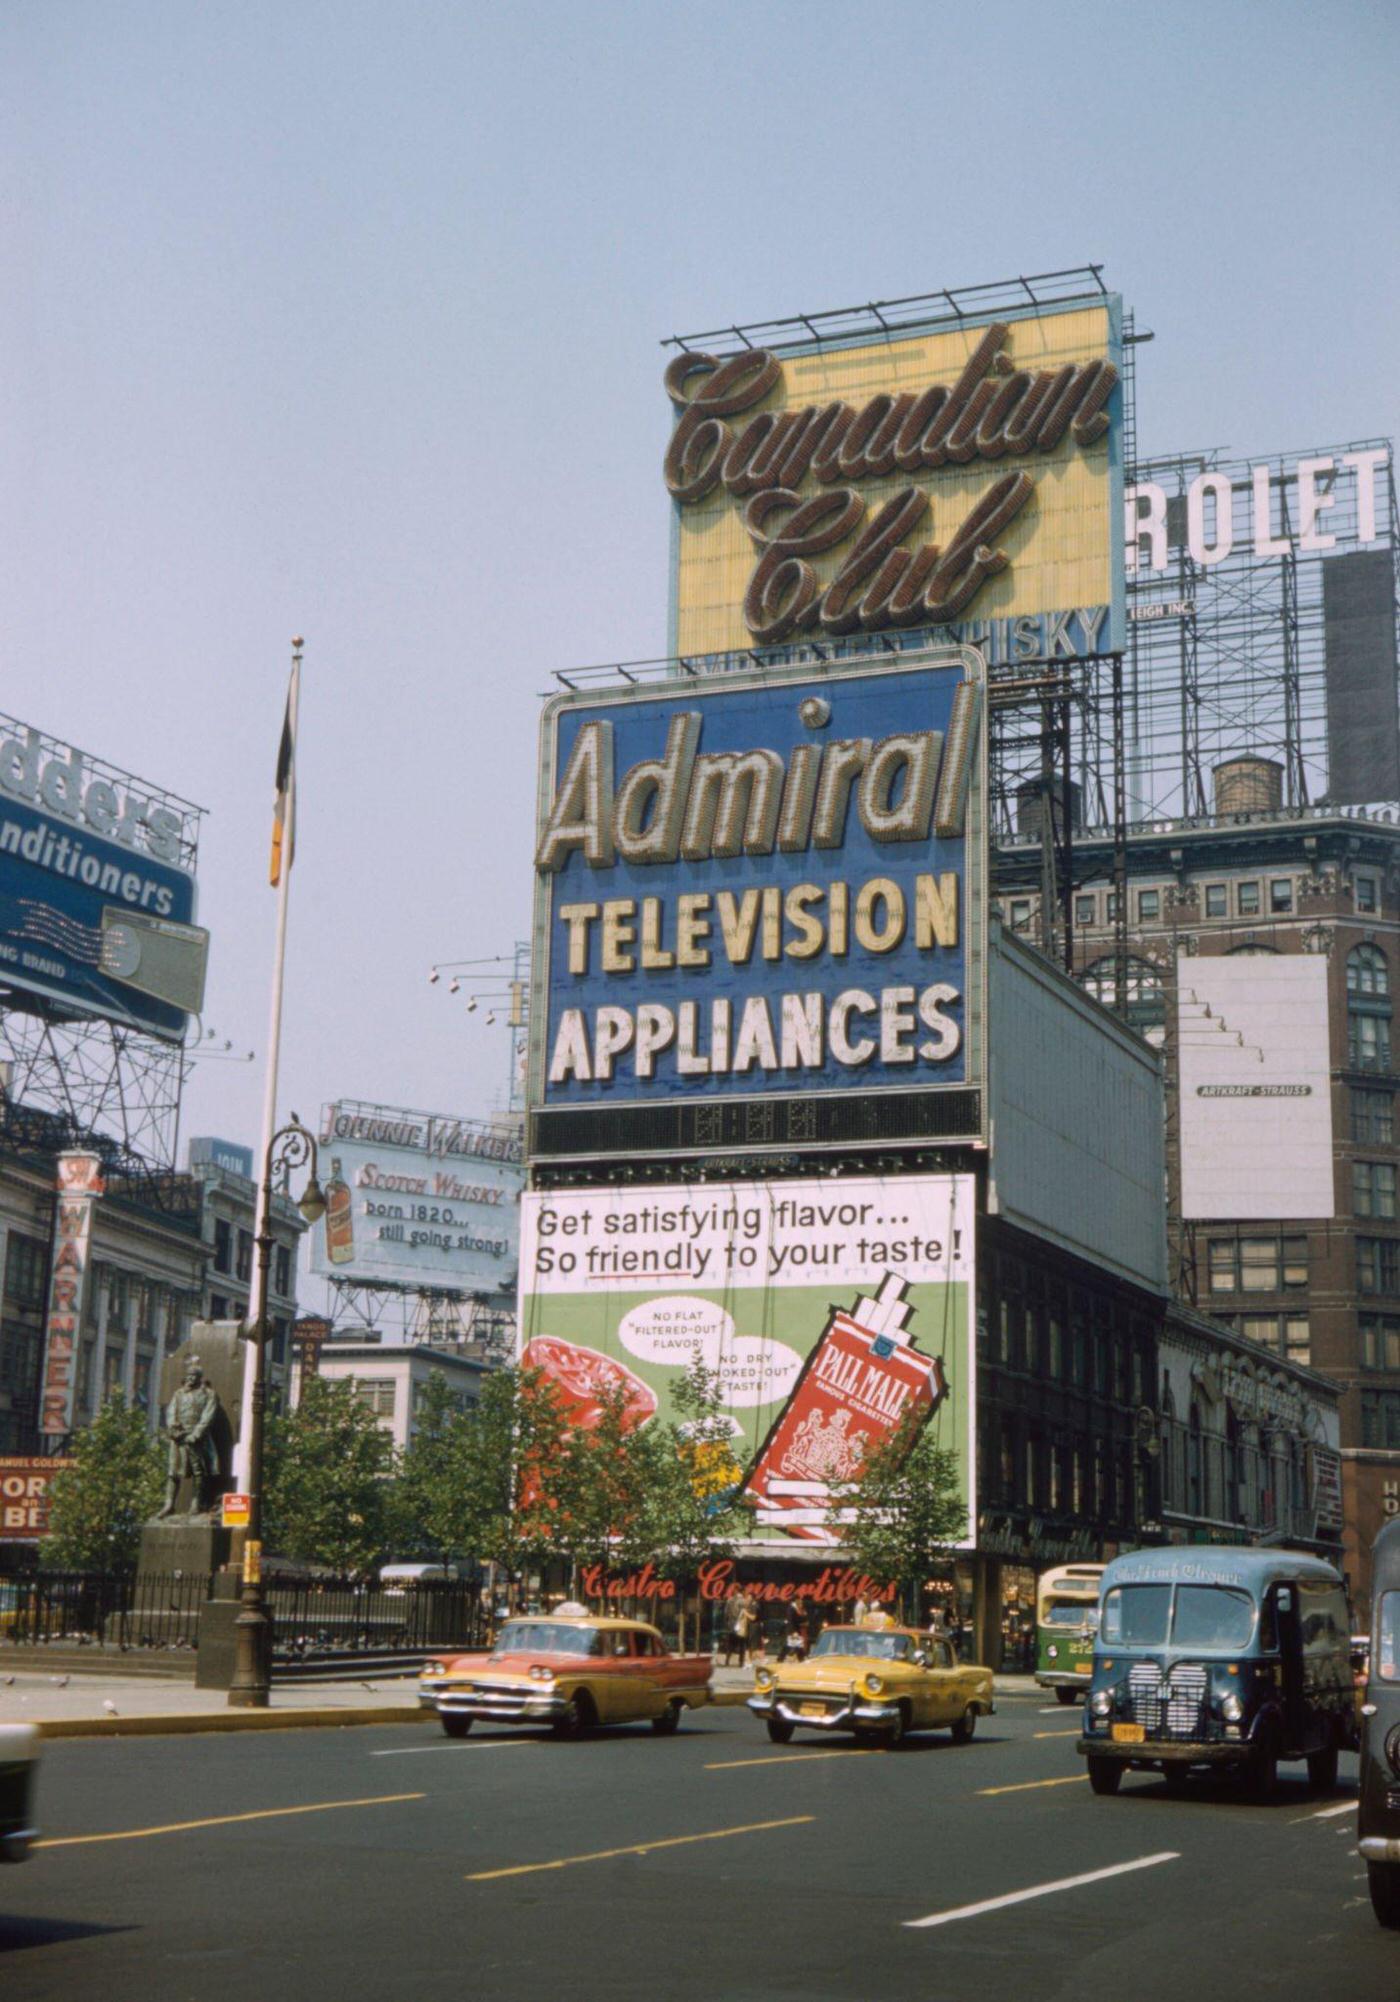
top-left (663, 294), bottom-right (1124, 662)
top-left (517, 1172), bottom-right (976, 1550)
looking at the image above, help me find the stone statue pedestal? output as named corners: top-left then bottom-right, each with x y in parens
top-left (138, 1517), bottom-right (232, 1580)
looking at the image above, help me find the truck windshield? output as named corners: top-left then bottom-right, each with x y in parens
top-left (1101, 1583), bottom-right (1255, 1651)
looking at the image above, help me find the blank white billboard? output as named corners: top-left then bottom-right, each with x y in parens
top-left (1178, 955), bottom-right (1334, 1220)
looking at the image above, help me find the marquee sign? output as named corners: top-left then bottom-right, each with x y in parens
top-left (529, 648), bottom-right (985, 1156)
top-left (664, 298), bottom-right (1123, 662)
top-left (37, 1150), bottom-right (104, 1437)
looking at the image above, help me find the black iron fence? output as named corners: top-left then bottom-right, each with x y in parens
top-left (0, 1570), bottom-right (212, 1650)
top-left (0, 1570), bottom-right (487, 1662)
top-left (269, 1579), bottom-right (486, 1663)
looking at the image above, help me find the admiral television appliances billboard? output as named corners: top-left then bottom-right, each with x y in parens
top-left (0, 712), bottom-right (206, 1041)
top-left (310, 1099), bottom-right (522, 1295)
top-left (664, 294), bottom-right (1124, 665)
top-left (518, 1172), bottom-right (976, 1550)
top-left (529, 648), bottom-right (985, 1160)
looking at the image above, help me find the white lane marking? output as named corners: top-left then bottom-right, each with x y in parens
top-left (370, 1740), bottom-right (537, 1757)
top-left (1288, 1796), bottom-right (1358, 1825)
top-left (1038, 1706), bottom-right (1069, 1714)
top-left (905, 1851), bottom-right (1180, 1930)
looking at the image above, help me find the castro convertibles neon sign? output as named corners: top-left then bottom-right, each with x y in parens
top-left (663, 320), bottom-right (1118, 644)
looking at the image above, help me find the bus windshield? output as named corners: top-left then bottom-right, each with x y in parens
top-left (1042, 1601), bottom-right (1094, 1628)
top-left (1101, 1583), bottom-right (1255, 1651)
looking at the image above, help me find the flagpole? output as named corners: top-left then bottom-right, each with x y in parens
top-left (234, 637), bottom-right (303, 1491)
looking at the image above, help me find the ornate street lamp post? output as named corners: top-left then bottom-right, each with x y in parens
top-left (228, 1117), bottom-right (326, 1708)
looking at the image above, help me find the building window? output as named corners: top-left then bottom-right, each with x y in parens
top-left (210, 1294), bottom-right (228, 1320)
top-left (1208, 1237), bottom-right (1307, 1293)
top-left (1356, 1161), bottom-right (1399, 1219)
top-left (1353, 1089), bottom-right (1395, 1145)
top-left (1048, 1313), bottom-right (1064, 1379)
top-left (1361, 1315), bottom-right (1400, 1370)
top-left (235, 1230), bottom-right (254, 1284)
top-left (1362, 1392), bottom-right (1400, 1449)
top-left (1137, 888), bottom-right (1160, 922)
top-left (1357, 875), bottom-right (1378, 913)
top-left (1359, 1237), bottom-right (1400, 1295)
top-left (1284, 1316), bottom-right (1310, 1365)
top-left (1269, 878), bottom-right (1294, 914)
top-left (214, 1218), bottom-right (232, 1275)
top-left (1075, 894), bottom-right (1097, 926)
top-left (4, 1234), bottom-right (47, 1309)
top-left (1106, 892), bottom-right (1121, 921)
top-left (1349, 944), bottom-right (1392, 1073)
top-left (1008, 898), bottom-right (1033, 932)
top-left (1205, 884), bottom-right (1228, 918)
top-left (274, 1245), bottom-right (292, 1297)
top-left (353, 1378), bottom-right (396, 1418)
top-left (1237, 881), bottom-right (1261, 917)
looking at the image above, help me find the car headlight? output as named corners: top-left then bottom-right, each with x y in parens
top-left (1091, 1687), bottom-right (1113, 1717)
top-left (1220, 1691), bottom-right (1243, 1723)
top-left (1046, 1644), bottom-right (1058, 1661)
top-left (754, 1667), bottom-right (775, 1690)
top-left (862, 1673), bottom-right (885, 1697)
top-left (528, 1665), bottom-right (554, 1683)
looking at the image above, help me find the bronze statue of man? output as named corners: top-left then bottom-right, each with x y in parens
top-left (157, 1355), bottom-right (222, 1517)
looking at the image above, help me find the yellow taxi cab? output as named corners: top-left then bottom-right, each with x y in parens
top-left (748, 1622), bottom-right (994, 1747)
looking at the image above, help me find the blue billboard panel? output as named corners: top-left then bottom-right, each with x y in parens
top-left (530, 651), bottom-right (984, 1136)
top-left (0, 792), bottom-right (202, 1040)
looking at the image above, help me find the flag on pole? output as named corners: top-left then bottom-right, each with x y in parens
top-left (269, 646), bottom-right (301, 888)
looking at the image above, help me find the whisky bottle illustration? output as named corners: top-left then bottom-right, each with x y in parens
top-left (743, 1273), bottom-right (947, 1545)
top-left (323, 1157), bottom-right (355, 1266)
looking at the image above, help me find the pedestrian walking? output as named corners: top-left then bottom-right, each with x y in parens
top-left (853, 1594), bottom-right (870, 1626)
top-left (722, 1593), bottom-right (753, 1667)
top-left (779, 1602), bottom-right (808, 1663)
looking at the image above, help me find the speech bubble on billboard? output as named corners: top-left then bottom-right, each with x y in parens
top-left (715, 1335), bottom-right (803, 1408)
top-left (618, 1297), bottom-right (733, 1368)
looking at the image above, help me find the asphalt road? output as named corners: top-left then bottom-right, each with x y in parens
top-left (1, 1695), bottom-right (1390, 2002)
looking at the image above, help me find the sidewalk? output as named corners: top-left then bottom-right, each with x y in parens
top-left (0, 1659), bottom-right (1046, 1737)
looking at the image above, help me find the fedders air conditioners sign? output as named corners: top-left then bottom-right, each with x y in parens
top-left (529, 649), bottom-right (986, 1158)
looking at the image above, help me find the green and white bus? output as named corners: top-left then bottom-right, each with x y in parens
top-left (1036, 1563), bottom-right (1104, 1703)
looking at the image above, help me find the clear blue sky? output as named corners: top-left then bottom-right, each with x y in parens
top-left (2, 0), bottom-right (1396, 1158)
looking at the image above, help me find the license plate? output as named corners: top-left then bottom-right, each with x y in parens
top-left (800, 1702), bottom-right (826, 1718)
top-left (1111, 1722), bottom-right (1146, 1744)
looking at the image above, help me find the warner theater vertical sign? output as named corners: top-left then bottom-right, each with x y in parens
top-left (39, 1149), bottom-right (104, 1437)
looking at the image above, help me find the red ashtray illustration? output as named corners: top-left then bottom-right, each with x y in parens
top-left (522, 1335), bottom-right (658, 1434)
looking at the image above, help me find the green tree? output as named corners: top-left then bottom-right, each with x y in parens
top-left (425, 1365), bottom-right (569, 1594)
top-left (549, 1381), bottom-right (663, 1590)
top-left (263, 1376), bottom-right (396, 1574)
top-left (42, 1398), bottom-right (163, 1571)
top-left (833, 1409), bottom-right (967, 1624)
top-left (390, 1371), bottom-right (473, 1562)
top-left (640, 1360), bottom-right (748, 1647)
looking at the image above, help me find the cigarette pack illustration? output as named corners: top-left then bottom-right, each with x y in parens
top-left (742, 1273), bottom-right (946, 1546)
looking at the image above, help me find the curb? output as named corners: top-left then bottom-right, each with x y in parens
top-left (39, 1705), bottom-right (427, 1740)
top-left (38, 1690), bottom-right (756, 1739)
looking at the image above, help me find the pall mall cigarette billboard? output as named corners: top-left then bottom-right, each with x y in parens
top-left (530, 648), bottom-right (986, 1159)
top-left (518, 1173), bottom-right (975, 1550)
top-left (664, 295), bottom-right (1124, 664)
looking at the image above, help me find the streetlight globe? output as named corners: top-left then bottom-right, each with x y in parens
top-left (298, 1176), bottom-right (327, 1225)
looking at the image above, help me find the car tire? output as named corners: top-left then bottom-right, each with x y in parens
top-left (652, 1699), bottom-right (683, 1736)
top-left (1161, 1765), bottom-right (1190, 1795)
top-left (441, 1714), bottom-right (472, 1739)
top-left (1306, 1740), bottom-right (1339, 1792)
top-left (1087, 1756), bottom-right (1123, 1796)
top-left (1369, 1862), bottom-right (1400, 1929)
top-left (1247, 1728), bottom-right (1279, 1801)
top-left (766, 1716), bottom-right (795, 1744)
top-left (884, 1705), bottom-right (909, 1749)
top-left (1057, 1687), bottom-right (1080, 1706)
top-left (950, 1705), bottom-right (977, 1745)
top-left (552, 1693), bottom-right (591, 1740)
